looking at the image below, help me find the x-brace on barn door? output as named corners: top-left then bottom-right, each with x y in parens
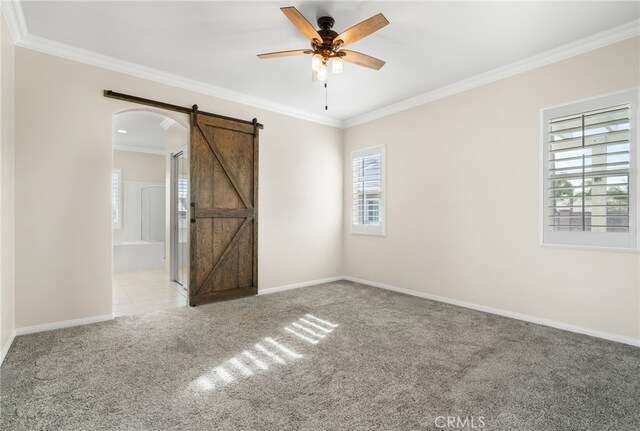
top-left (189, 109), bottom-right (260, 306)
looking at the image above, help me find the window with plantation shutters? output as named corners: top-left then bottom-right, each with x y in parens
top-left (351, 145), bottom-right (385, 235)
top-left (178, 178), bottom-right (188, 221)
top-left (542, 90), bottom-right (637, 249)
top-left (112, 168), bottom-right (122, 229)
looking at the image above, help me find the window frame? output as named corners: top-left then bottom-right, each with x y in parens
top-left (350, 144), bottom-right (386, 236)
top-left (177, 177), bottom-right (189, 222)
top-left (112, 168), bottom-right (122, 230)
top-left (540, 88), bottom-right (638, 251)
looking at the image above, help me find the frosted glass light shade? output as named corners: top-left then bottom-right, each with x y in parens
top-left (317, 63), bottom-right (328, 81)
top-left (311, 54), bottom-right (323, 72)
top-left (332, 57), bottom-right (343, 73)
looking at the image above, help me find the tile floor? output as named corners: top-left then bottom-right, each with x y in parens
top-left (112, 269), bottom-right (187, 317)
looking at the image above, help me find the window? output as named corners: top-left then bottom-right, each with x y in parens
top-left (178, 177), bottom-right (188, 221)
top-left (112, 168), bottom-right (122, 229)
top-left (542, 89), bottom-right (638, 249)
top-left (365, 198), bottom-right (380, 223)
top-left (351, 145), bottom-right (385, 235)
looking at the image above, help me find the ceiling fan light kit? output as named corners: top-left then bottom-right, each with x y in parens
top-left (316, 64), bottom-right (328, 81)
top-left (311, 53), bottom-right (323, 71)
top-left (332, 57), bottom-right (343, 74)
top-left (258, 6), bottom-right (389, 82)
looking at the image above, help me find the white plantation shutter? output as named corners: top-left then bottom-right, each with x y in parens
top-left (351, 145), bottom-right (385, 235)
top-left (112, 168), bottom-right (122, 229)
top-left (543, 90), bottom-right (637, 249)
top-left (178, 177), bottom-right (188, 220)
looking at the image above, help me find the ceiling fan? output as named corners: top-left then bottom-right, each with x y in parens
top-left (257, 6), bottom-right (389, 81)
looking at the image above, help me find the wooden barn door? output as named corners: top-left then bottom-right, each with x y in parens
top-left (189, 111), bottom-right (259, 306)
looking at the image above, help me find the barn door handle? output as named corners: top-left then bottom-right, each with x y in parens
top-left (190, 202), bottom-right (196, 223)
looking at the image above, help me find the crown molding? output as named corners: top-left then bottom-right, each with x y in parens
top-left (113, 145), bottom-right (166, 156)
top-left (3, 1), bottom-right (639, 130)
top-left (343, 19), bottom-right (640, 128)
top-left (1, 0), bottom-right (27, 44)
top-left (1, 1), bottom-right (341, 128)
top-left (159, 117), bottom-right (176, 130)
top-left (18, 33), bottom-right (343, 128)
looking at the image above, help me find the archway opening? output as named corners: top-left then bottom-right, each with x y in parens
top-left (111, 109), bottom-right (189, 317)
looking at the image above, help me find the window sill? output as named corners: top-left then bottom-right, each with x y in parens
top-left (350, 231), bottom-right (386, 237)
top-left (540, 242), bottom-right (639, 254)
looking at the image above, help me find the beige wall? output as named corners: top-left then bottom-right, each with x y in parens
top-left (14, 47), bottom-right (343, 328)
top-left (344, 37), bottom-right (640, 341)
top-left (10, 29), bottom-right (638, 343)
top-left (113, 150), bottom-right (165, 183)
top-left (1, 14), bottom-right (15, 356)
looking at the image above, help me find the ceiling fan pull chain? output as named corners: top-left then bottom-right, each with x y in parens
top-left (325, 82), bottom-right (328, 111)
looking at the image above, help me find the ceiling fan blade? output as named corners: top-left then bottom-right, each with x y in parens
top-left (340, 50), bottom-right (386, 70)
top-left (257, 49), bottom-right (313, 59)
top-left (280, 6), bottom-right (323, 45)
top-left (333, 13), bottom-right (389, 47)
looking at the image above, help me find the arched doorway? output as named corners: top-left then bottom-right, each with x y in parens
top-left (111, 109), bottom-right (189, 317)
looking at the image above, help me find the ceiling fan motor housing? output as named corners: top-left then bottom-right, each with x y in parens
top-left (317, 16), bottom-right (335, 30)
top-left (314, 16), bottom-right (341, 56)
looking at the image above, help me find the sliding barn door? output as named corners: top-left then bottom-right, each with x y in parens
top-left (189, 112), bottom-right (259, 306)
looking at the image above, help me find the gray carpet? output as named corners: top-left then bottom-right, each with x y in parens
top-left (1, 281), bottom-right (639, 431)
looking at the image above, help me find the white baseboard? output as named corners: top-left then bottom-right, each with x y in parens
top-left (15, 314), bottom-right (113, 336)
top-left (256, 275), bottom-right (639, 347)
top-left (344, 276), bottom-right (640, 348)
top-left (6, 278), bottom-right (637, 349)
top-left (1, 330), bottom-right (16, 365)
top-left (11, 277), bottom-right (343, 337)
top-left (258, 276), bottom-right (345, 295)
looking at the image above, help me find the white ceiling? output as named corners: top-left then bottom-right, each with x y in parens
top-left (18, 1), bottom-right (640, 124)
top-left (113, 111), bottom-right (172, 153)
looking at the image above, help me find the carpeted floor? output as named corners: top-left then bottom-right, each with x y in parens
top-left (1, 281), bottom-right (639, 430)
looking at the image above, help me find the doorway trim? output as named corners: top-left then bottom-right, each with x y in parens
top-left (170, 145), bottom-right (189, 287)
